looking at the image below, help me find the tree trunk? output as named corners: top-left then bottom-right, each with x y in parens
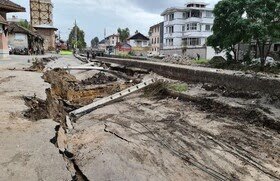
top-left (232, 48), bottom-right (237, 63)
top-left (259, 43), bottom-right (266, 71)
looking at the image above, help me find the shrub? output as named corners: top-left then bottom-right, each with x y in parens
top-left (209, 56), bottom-right (227, 68)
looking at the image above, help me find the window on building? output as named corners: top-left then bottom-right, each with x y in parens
top-left (205, 24), bottom-right (211, 31)
top-left (186, 38), bottom-right (201, 46)
top-left (183, 12), bottom-right (187, 19)
top-left (166, 39), bottom-right (174, 46)
top-left (191, 10), bottom-right (201, 18)
top-left (188, 23), bottom-right (197, 30)
top-left (169, 13), bottom-right (174, 21)
top-left (167, 26), bottom-right (174, 33)
top-left (206, 11), bottom-right (213, 18)
top-left (182, 25), bottom-right (185, 32)
top-left (157, 37), bottom-right (159, 43)
top-left (112, 41), bottom-right (114, 44)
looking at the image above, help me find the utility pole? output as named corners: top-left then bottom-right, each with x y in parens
top-left (74, 20), bottom-right (78, 49)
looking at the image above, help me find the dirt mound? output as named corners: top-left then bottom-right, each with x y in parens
top-left (23, 96), bottom-right (49, 121)
top-left (26, 57), bottom-right (58, 72)
top-left (81, 72), bottom-right (117, 85)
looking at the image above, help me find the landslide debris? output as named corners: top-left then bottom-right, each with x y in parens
top-left (26, 57), bottom-right (58, 72)
top-left (23, 96), bottom-right (49, 121)
top-left (81, 72), bottom-right (117, 85)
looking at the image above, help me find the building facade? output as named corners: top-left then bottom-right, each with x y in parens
top-left (161, 1), bottom-right (214, 58)
top-left (8, 22), bottom-right (44, 54)
top-left (0, 0), bottom-right (25, 58)
top-left (149, 22), bottom-right (164, 55)
top-left (30, 0), bottom-right (57, 51)
top-left (127, 32), bottom-right (149, 56)
top-left (106, 34), bottom-right (119, 47)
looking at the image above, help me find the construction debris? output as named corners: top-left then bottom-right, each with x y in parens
top-left (23, 96), bottom-right (49, 121)
top-left (81, 72), bottom-right (117, 85)
top-left (26, 57), bottom-right (58, 72)
top-left (70, 79), bottom-right (156, 118)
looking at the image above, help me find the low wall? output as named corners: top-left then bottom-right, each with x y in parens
top-left (95, 56), bottom-right (280, 96)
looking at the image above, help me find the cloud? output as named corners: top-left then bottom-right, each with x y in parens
top-left (8, 0), bottom-right (220, 45)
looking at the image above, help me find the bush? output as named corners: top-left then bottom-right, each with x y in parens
top-left (209, 56), bottom-right (227, 68)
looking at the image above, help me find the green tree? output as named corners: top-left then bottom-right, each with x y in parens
top-left (68, 24), bottom-right (87, 49)
top-left (17, 20), bottom-right (31, 30)
top-left (245, 0), bottom-right (280, 69)
top-left (91, 37), bottom-right (99, 48)
top-left (117, 28), bottom-right (130, 43)
top-left (208, 0), bottom-right (279, 70)
top-left (207, 0), bottom-right (248, 62)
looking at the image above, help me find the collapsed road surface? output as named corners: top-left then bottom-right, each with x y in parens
top-left (0, 54), bottom-right (280, 181)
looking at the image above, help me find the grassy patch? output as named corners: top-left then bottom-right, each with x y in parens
top-left (168, 83), bottom-right (188, 92)
top-left (194, 58), bottom-right (209, 65)
top-left (60, 50), bottom-right (72, 55)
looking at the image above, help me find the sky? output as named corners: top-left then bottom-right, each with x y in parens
top-left (9, 0), bottom-right (219, 45)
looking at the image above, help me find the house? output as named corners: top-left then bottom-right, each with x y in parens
top-left (33, 24), bottom-right (57, 51)
top-left (161, 1), bottom-right (215, 59)
top-left (127, 32), bottom-right (149, 55)
top-left (105, 34), bottom-right (120, 54)
top-left (149, 22), bottom-right (164, 55)
top-left (106, 34), bottom-right (119, 47)
top-left (30, 0), bottom-right (57, 51)
top-left (0, 0), bottom-right (25, 58)
top-left (98, 39), bottom-right (106, 51)
top-left (116, 42), bottom-right (132, 54)
top-left (8, 22), bottom-right (44, 54)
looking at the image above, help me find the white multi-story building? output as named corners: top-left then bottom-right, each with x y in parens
top-left (161, 1), bottom-right (215, 58)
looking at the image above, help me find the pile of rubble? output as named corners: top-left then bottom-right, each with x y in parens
top-left (81, 72), bottom-right (117, 85)
top-left (26, 57), bottom-right (58, 72)
top-left (161, 55), bottom-right (193, 65)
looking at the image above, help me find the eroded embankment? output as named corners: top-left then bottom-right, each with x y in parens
top-left (22, 58), bottom-right (280, 180)
top-left (23, 66), bottom-right (144, 180)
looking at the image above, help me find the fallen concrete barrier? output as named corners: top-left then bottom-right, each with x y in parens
top-left (96, 57), bottom-right (280, 96)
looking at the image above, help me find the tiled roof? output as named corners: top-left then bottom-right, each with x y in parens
top-left (33, 24), bottom-right (58, 30)
top-left (0, 0), bottom-right (26, 12)
top-left (128, 32), bottom-right (149, 41)
top-left (0, 15), bottom-right (8, 25)
top-left (8, 22), bottom-right (44, 40)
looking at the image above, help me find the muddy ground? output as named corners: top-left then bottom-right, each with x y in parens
top-left (0, 54), bottom-right (280, 181)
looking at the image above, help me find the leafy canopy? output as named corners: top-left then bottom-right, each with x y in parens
top-left (117, 28), bottom-right (130, 43)
top-left (91, 37), bottom-right (99, 48)
top-left (67, 24), bottom-right (87, 49)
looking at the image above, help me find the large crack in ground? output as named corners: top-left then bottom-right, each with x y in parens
top-left (22, 57), bottom-right (280, 180)
top-left (23, 63), bottom-right (140, 180)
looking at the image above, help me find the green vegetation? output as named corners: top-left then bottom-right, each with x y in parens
top-left (68, 23), bottom-right (87, 50)
top-left (208, 0), bottom-right (279, 71)
top-left (17, 20), bottom-right (31, 30)
top-left (194, 58), bottom-right (209, 65)
top-left (91, 37), bottom-right (99, 48)
top-left (117, 28), bottom-right (130, 43)
top-left (60, 50), bottom-right (72, 55)
top-left (143, 81), bottom-right (188, 98)
top-left (168, 83), bottom-right (188, 93)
